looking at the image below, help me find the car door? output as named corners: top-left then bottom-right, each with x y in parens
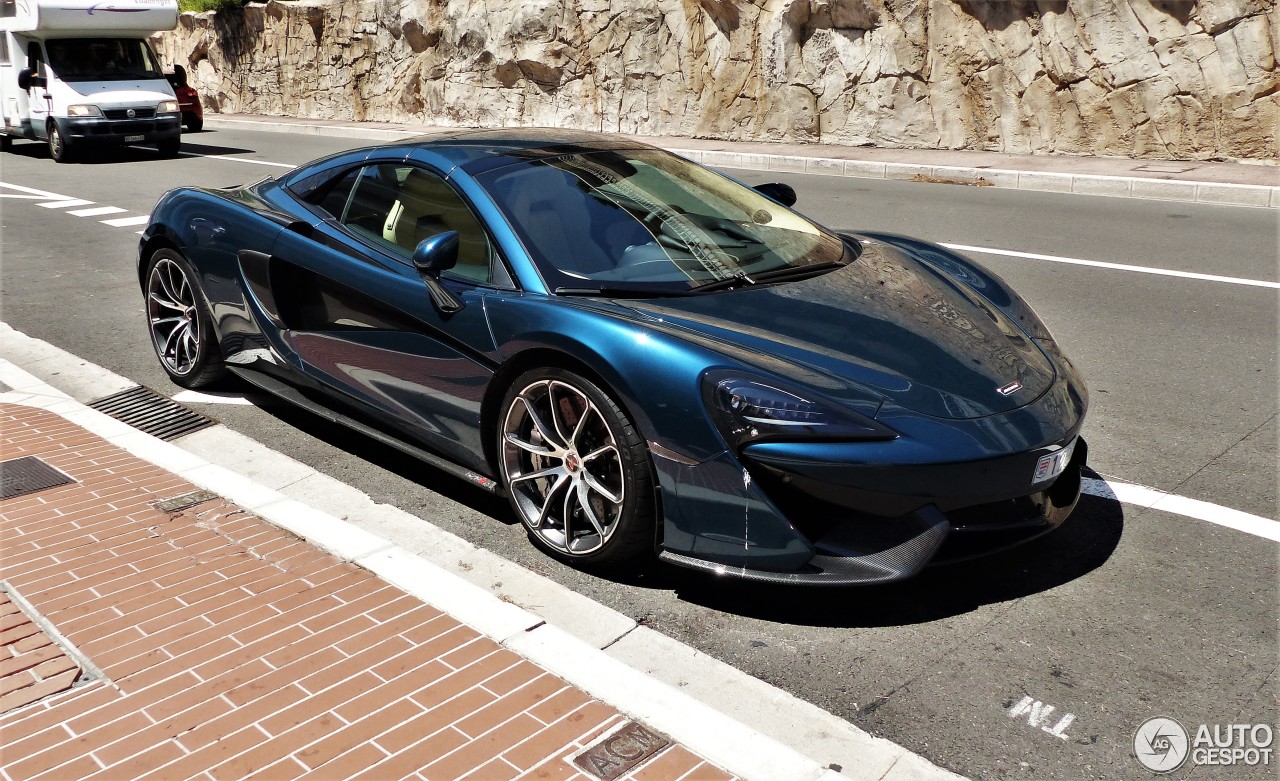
top-left (264, 161), bottom-right (508, 473)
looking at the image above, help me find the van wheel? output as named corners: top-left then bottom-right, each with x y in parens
top-left (158, 138), bottom-right (180, 157)
top-left (1, 135), bottom-right (12, 152)
top-left (47, 123), bottom-right (73, 163)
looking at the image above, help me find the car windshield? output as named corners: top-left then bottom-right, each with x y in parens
top-left (46, 38), bottom-right (162, 82)
top-left (477, 148), bottom-right (847, 294)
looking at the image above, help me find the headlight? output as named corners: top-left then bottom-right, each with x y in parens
top-left (702, 371), bottom-right (895, 450)
top-left (158, 100), bottom-right (180, 114)
top-left (67, 105), bottom-right (103, 117)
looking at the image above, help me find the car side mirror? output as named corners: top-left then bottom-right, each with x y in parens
top-left (753, 182), bottom-right (797, 207)
top-left (17, 69), bottom-right (45, 91)
top-left (412, 231), bottom-right (464, 314)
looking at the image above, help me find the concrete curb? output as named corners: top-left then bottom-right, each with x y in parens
top-left (0, 322), bottom-right (966, 781)
top-left (201, 116), bottom-right (1279, 209)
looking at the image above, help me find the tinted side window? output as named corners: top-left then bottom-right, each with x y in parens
top-left (299, 163), bottom-right (498, 285)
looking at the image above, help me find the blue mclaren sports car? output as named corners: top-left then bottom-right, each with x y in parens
top-left (139, 129), bottom-right (1088, 585)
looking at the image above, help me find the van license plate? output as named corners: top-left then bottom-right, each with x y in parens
top-left (124, 135), bottom-right (144, 143)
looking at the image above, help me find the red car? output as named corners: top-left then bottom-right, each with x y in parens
top-left (166, 65), bottom-right (203, 132)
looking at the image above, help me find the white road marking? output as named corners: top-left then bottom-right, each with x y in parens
top-left (37, 199), bottom-right (94, 209)
top-left (942, 243), bottom-right (1280, 290)
top-left (1084, 477), bottom-right (1280, 542)
top-left (101, 215), bottom-right (150, 227)
top-left (171, 390), bottom-right (256, 406)
top-left (1008, 696), bottom-right (1075, 741)
top-left (176, 150), bottom-right (296, 169)
top-left (0, 182), bottom-right (71, 200)
top-left (68, 206), bottom-right (127, 217)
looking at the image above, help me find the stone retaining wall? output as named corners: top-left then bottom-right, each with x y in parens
top-left (153, 0), bottom-right (1279, 161)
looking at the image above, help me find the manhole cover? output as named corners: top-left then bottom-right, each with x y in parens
top-left (88, 386), bottom-right (215, 441)
top-left (0, 456), bottom-right (74, 500)
top-left (571, 721), bottom-right (671, 780)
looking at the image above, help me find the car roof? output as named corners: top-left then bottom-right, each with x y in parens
top-left (391, 128), bottom-right (656, 174)
top-left (277, 129), bottom-right (662, 191)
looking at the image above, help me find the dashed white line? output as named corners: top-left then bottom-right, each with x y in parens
top-left (942, 243), bottom-right (1280, 290)
top-left (37, 199), bottom-right (94, 209)
top-left (1083, 477), bottom-right (1280, 542)
top-left (68, 206), bottom-right (127, 217)
top-left (0, 182), bottom-right (70, 199)
top-left (176, 150), bottom-right (296, 169)
top-left (101, 215), bottom-right (150, 227)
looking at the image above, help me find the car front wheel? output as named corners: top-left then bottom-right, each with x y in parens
top-left (499, 368), bottom-right (656, 568)
top-left (47, 123), bottom-right (72, 162)
top-left (145, 249), bottom-right (225, 388)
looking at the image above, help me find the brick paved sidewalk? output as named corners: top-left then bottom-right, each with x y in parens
top-left (0, 403), bottom-right (734, 781)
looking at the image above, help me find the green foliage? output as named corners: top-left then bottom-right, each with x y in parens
top-left (178, 0), bottom-right (244, 12)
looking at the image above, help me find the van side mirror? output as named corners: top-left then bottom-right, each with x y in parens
top-left (753, 182), bottom-right (798, 207)
top-left (412, 231), bottom-right (463, 314)
top-left (17, 69), bottom-right (45, 91)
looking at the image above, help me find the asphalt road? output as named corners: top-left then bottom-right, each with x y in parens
top-left (1, 128), bottom-right (1276, 781)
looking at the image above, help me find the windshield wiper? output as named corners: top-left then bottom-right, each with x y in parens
top-left (555, 286), bottom-right (691, 298)
top-left (691, 260), bottom-right (848, 294)
top-left (749, 260), bottom-right (847, 283)
top-left (690, 271), bottom-right (756, 294)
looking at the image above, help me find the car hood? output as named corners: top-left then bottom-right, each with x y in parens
top-left (59, 79), bottom-right (176, 104)
top-left (618, 241), bottom-right (1057, 420)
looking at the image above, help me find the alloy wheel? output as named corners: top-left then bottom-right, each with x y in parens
top-left (146, 257), bottom-right (201, 376)
top-left (501, 379), bottom-right (626, 555)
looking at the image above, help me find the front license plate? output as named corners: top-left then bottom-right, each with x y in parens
top-left (1033, 438), bottom-right (1075, 484)
top-left (124, 135), bottom-right (145, 143)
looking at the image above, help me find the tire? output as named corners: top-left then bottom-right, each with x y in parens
top-left (498, 368), bottom-right (656, 569)
top-left (185, 115), bottom-right (203, 133)
top-left (144, 249), bottom-right (226, 389)
top-left (47, 122), bottom-right (73, 163)
top-left (157, 138), bottom-right (181, 157)
top-left (0, 134), bottom-right (12, 152)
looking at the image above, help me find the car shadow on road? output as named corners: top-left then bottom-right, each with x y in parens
top-left (652, 485), bottom-right (1125, 627)
top-left (3, 135), bottom-right (258, 164)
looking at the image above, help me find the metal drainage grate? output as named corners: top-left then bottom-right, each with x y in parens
top-left (153, 490), bottom-right (218, 513)
top-left (1, 456), bottom-right (75, 500)
top-left (88, 386), bottom-right (215, 441)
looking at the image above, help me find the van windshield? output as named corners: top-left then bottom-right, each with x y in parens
top-left (46, 38), bottom-right (162, 82)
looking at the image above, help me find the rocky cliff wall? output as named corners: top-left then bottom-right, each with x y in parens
top-left (154, 0), bottom-right (1278, 160)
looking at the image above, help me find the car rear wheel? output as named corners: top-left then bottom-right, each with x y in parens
top-left (184, 115), bottom-right (203, 133)
top-left (499, 369), bottom-right (656, 568)
top-left (145, 249), bottom-right (225, 388)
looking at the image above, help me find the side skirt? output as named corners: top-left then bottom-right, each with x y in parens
top-left (228, 366), bottom-right (505, 495)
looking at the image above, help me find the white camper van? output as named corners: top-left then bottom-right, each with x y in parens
top-left (0, 0), bottom-right (182, 162)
